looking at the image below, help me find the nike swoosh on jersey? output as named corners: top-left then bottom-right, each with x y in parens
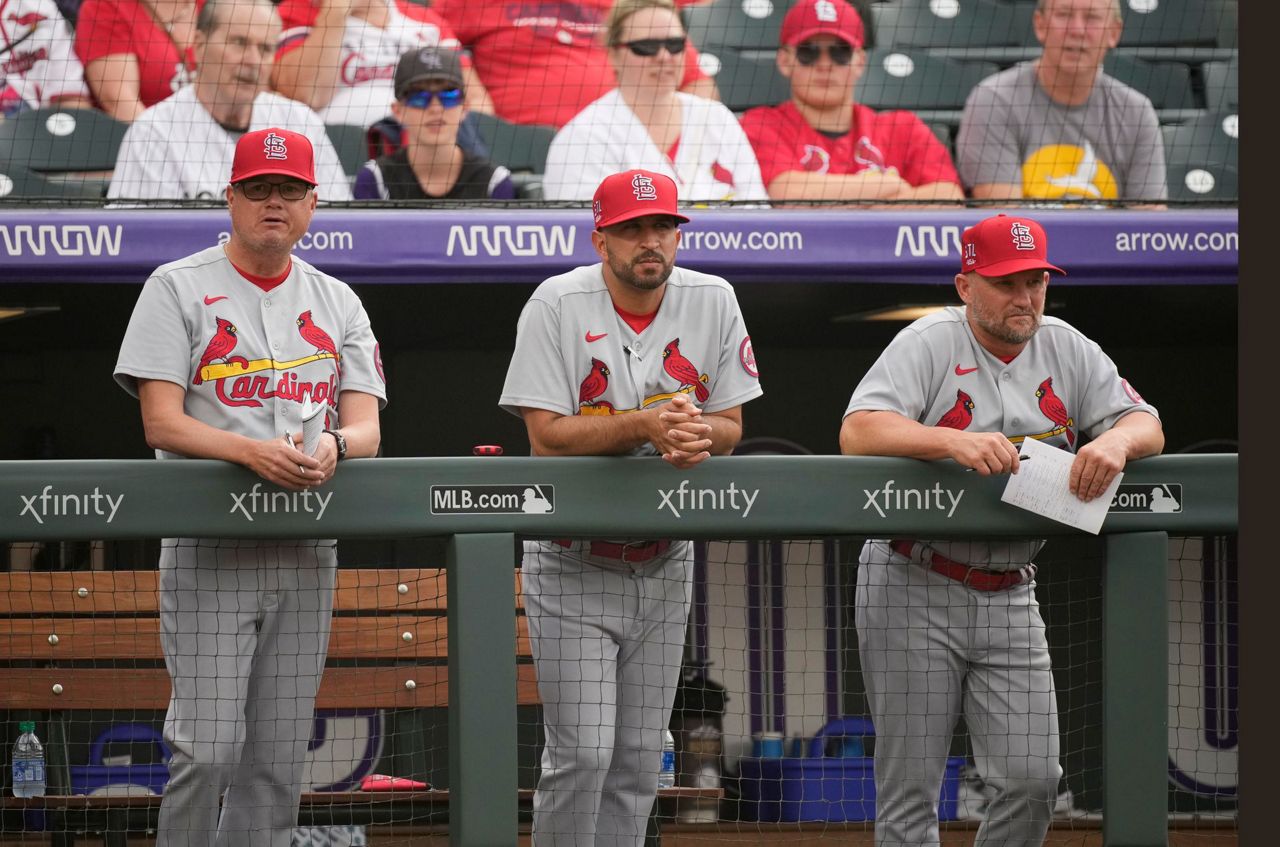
top-left (585, 332), bottom-right (607, 342)
top-left (204, 295), bottom-right (229, 305)
top-left (954, 365), bottom-right (978, 375)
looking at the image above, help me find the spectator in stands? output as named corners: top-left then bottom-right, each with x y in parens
top-left (271, 0), bottom-right (494, 131)
top-left (108, 0), bottom-right (351, 201)
top-left (1, 0), bottom-right (94, 117)
top-left (956, 0), bottom-right (1167, 206)
top-left (541, 0), bottom-right (766, 202)
top-left (75, 0), bottom-right (197, 121)
top-left (739, 0), bottom-right (964, 205)
top-left (353, 46), bottom-right (514, 199)
top-left (435, 0), bottom-right (718, 128)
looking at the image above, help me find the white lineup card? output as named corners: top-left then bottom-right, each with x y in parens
top-left (300, 396), bottom-right (327, 457)
top-left (1000, 436), bottom-right (1123, 535)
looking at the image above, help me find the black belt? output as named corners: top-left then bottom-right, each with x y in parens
top-left (889, 540), bottom-right (1034, 592)
top-left (552, 538), bottom-right (673, 564)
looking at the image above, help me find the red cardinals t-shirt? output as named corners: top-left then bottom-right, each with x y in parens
top-left (740, 101), bottom-right (961, 190)
top-left (75, 0), bottom-right (194, 109)
top-left (434, 0), bottom-right (708, 127)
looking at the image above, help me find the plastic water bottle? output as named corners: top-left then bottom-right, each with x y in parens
top-left (657, 729), bottom-right (676, 788)
top-left (12, 721), bottom-right (46, 798)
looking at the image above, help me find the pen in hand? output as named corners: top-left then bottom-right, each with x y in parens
top-left (965, 455), bottom-right (1031, 472)
top-left (285, 431), bottom-right (306, 476)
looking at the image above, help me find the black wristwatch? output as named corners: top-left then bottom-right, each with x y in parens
top-left (325, 429), bottom-right (348, 461)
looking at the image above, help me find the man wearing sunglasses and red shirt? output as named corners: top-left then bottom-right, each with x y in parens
top-left (740, 0), bottom-right (964, 205)
top-left (354, 47), bottom-right (516, 199)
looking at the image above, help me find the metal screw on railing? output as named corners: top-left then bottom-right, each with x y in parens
top-left (51, 684), bottom-right (63, 695)
top-left (402, 632), bottom-right (413, 643)
top-left (397, 584), bottom-right (409, 595)
top-left (48, 634), bottom-right (59, 646)
top-left (77, 587), bottom-right (89, 598)
top-left (404, 679), bottom-right (416, 691)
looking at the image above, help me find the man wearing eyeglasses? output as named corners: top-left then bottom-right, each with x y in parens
top-left (108, 0), bottom-right (351, 203)
top-left (354, 46), bottom-right (515, 199)
top-left (740, 0), bottom-right (964, 205)
top-left (114, 126), bottom-right (386, 847)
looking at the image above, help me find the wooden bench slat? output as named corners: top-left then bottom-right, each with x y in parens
top-left (0, 569), bottom-right (524, 614)
top-left (2, 616), bottom-right (531, 660)
top-left (0, 665), bottom-right (542, 710)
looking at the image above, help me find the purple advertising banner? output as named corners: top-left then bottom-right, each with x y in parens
top-left (0, 208), bottom-right (1237, 285)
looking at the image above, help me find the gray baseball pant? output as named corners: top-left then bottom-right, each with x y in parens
top-left (856, 543), bottom-right (1061, 847)
top-left (156, 539), bottom-right (337, 847)
top-left (522, 540), bottom-right (692, 847)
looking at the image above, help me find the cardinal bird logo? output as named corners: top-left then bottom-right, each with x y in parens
top-left (579, 357), bottom-right (610, 406)
top-left (935, 389), bottom-right (974, 430)
top-left (662, 338), bottom-right (709, 403)
top-left (193, 317), bottom-right (238, 385)
top-left (1036, 376), bottom-right (1076, 446)
top-left (297, 310), bottom-right (339, 358)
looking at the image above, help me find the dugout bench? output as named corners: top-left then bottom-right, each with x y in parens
top-left (0, 567), bottom-right (719, 846)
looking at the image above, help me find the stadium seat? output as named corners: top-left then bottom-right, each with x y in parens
top-left (1117, 0), bottom-right (1226, 48)
top-left (468, 113), bottom-right (555, 174)
top-left (1162, 111), bottom-right (1238, 170)
top-left (0, 108), bottom-right (127, 174)
top-left (1201, 56), bottom-right (1238, 112)
top-left (324, 123), bottom-right (372, 177)
top-left (683, 0), bottom-right (795, 52)
top-left (1166, 160), bottom-right (1236, 203)
top-left (0, 159), bottom-right (106, 200)
top-left (1101, 54), bottom-right (1196, 112)
top-left (855, 49), bottom-right (997, 125)
top-left (703, 49), bottom-right (790, 112)
top-left (869, 0), bottom-right (1020, 49)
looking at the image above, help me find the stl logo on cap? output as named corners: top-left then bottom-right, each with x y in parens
top-left (963, 242), bottom-right (977, 266)
top-left (815, 0), bottom-right (838, 22)
top-left (631, 174), bottom-right (657, 201)
top-left (1010, 222), bottom-right (1036, 251)
top-left (263, 132), bottom-right (288, 161)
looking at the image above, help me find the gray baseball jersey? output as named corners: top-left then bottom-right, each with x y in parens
top-left (846, 305), bottom-right (1157, 569)
top-left (114, 245), bottom-right (385, 847)
top-left (500, 261), bottom-right (760, 845)
top-left (115, 245), bottom-right (387, 453)
top-left (499, 262), bottom-right (762, 433)
top-left (846, 305), bottom-right (1157, 847)
top-left (956, 62), bottom-right (1168, 202)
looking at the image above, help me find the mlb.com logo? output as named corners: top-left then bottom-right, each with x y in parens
top-left (431, 485), bottom-right (555, 515)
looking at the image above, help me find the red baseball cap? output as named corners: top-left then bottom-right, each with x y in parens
top-left (780, 0), bottom-right (865, 48)
top-left (229, 127), bottom-right (317, 186)
top-left (960, 214), bottom-right (1066, 277)
top-left (592, 169), bottom-right (691, 229)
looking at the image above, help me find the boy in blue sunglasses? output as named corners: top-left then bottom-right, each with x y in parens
top-left (354, 46), bottom-right (516, 200)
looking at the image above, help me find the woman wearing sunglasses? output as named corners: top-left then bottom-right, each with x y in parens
top-left (541, 0), bottom-right (768, 204)
top-left (354, 46), bottom-right (515, 199)
top-left (740, 0), bottom-right (964, 206)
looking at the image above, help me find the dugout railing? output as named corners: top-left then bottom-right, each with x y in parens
top-left (0, 454), bottom-right (1238, 847)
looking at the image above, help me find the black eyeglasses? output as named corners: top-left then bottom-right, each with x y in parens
top-left (235, 180), bottom-right (312, 201)
top-left (617, 37), bottom-right (687, 57)
top-left (794, 41), bottom-right (854, 66)
top-left (402, 87), bottom-right (465, 109)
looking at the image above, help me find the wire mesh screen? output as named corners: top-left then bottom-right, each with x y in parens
top-left (0, 0), bottom-right (1239, 206)
top-left (1, 530), bottom-right (1238, 844)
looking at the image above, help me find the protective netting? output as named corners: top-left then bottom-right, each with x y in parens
top-left (2, 531), bottom-right (1237, 843)
top-left (0, 0), bottom-right (1238, 205)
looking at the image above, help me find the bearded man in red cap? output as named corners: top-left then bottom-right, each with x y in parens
top-left (114, 127), bottom-right (386, 847)
top-left (500, 169), bottom-right (762, 845)
top-left (840, 214), bottom-right (1163, 847)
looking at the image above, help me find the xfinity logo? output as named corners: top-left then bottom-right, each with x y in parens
top-left (18, 486), bottom-right (124, 524)
top-left (230, 483), bottom-right (332, 521)
top-left (862, 481), bottom-right (965, 518)
top-left (657, 481), bottom-right (758, 518)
